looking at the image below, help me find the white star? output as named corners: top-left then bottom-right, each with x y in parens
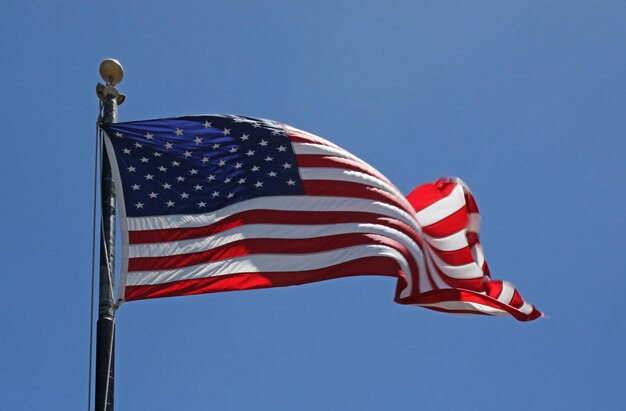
top-left (171, 161), bottom-right (180, 166)
top-left (164, 142), bottom-right (174, 150)
top-left (240, 134), bottom-right (250, 141)
top-left (201, 157), bottom-right (210, 164)
top-left (166, 200), bottom-right (176, 207)
top-left (115, 132), bottom-right (123, 138)
top-left (227, 193), bottom-right (234, 199)
top-left (176, 176), bottom-right (186, 182)
top-left (268, 171), bottom-right (277, 177)
top-left (207, 174), bottom-right (216, 181)
top-left (246, 150), bottom-right (255, 156)
top-left (218, 160), bottom-right (226, 167)
top-left (234, 162), bottom-right (243, 169)
top-left (194, 136), bottom-right (203, 145)
top-left (122, 148), bottom-right (131, 154)
top-left (189, 169), bottom-right (199, 175)
top-left (158, 166), bottom-right (167, 172)
top-left (223, 128), bottom-right (231, 135)
top-left (211, 191), bottom-right (220, 198)
top-left (203, 121), bottom-right (212, 128)
top-left (194, 184), bottom-right (203, 191)
top-left (134, 142), bottom-right (143, 148)
top-left (135, 202), bottom-right (144, 209)
top-left (259, 139), bottom-right (268, 146)
top-left (229, 147), bottom-right (238, 153)
top-left (252, 122), bottom-right (261, 128)
top-left (145, 174), bottom-right (154, 180)
top-left (148, 192), bottom-right (158, 198)
top-left (153, 152), bottom-right (162, 157)
top-left (212, 143), bottom-right (220, 150)
top-left (264, 156), bottom-right (274, 162)
top-left (198, 201), bottom-right (207, 207)
top-left (183, 151), bottom-right (192, 158)
top-left (180, 192), bottom-right (189, 199)
top-left (277, 146), bottom-right (287, 152)
top-left (287, 179), bottom-right (296, 186)
top-left (162, 183), bottom-right (172, 189)
top-left (145, 132), bottom-right (154, 140)
top-left (224, 177), bottom-right (232, 183)
top-left (282, 162), bottom-right (292, 169)
top-left (254, 181), bottom-right (264, 188)
top-left (251, 165), bottom-right (260, 172)
top-left (233, 116), bottom-right (244, 123)
top-left (127, 166), bottom-right (136, 172)
top-left (237, 178), bottom-right (246, 184)
top-left (131, 184), bottom-right (140, 190)
top-left (140, 157), bottom-right (149, 163)
top-left (175, 128), bottom-right (184, 136)
top-left (271, 129), bottom-right (280, 135)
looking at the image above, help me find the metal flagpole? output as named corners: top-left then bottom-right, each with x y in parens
top-left (95, 59), bottom-right (125, 411)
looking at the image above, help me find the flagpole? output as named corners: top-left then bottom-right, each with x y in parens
top-left (95, 59), bottom-right (125, 411)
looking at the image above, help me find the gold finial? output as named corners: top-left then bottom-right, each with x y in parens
top-left (99, 58), bottom-right (124, 86)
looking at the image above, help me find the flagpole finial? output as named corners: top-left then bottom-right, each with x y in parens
top-left (99, 58), bottom-right (124, 86)
top-left (97, 58), bottom-right (126, 107)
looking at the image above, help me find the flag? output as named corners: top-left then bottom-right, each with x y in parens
top-left (100, 115), bottom-right (541, 321)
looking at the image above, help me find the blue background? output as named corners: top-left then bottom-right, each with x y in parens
top-left (1, 1), bottom-right (624, 410)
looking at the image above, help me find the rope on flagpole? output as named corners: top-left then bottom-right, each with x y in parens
top-left (100, 216), bottom-right (116, 301)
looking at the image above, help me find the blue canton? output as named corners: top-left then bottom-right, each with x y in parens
top-left (102, 115), bottom-right (304, 217)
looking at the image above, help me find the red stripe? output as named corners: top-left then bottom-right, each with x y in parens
top-left (130, 210), bottom-right (421, 245)
top-left (420, 207), bottom-right (468, 238)
top-left (510, 290), bottom-right (524, 309)
top-left (286, 129), bottom-right (340, 147)
top-left (125, 256), bottom-right (402, 301)
top-left (406, 179), bottom-right (458, 212)
top-left (302, 180), bottom-right (415, 217)
top-left (399, 288), bottom-right (541, 322)
top-left (424, 250), bottom-right (485, 291)
top-left (466, 231), bottom-right (479, 246)
top-left (426, 244), bottom-right (475, 266)
top-left (295, 154), bottom-right (394, 186)
top-left (484, 280), bottom-right (504, 299)
top-left (414, 305), bottom-right (492, 317)
top-left (464, 192), bottom-right (479, 214)
top-left (129, 233), bottom-right (419, 273)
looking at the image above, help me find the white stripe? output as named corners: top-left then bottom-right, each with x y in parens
top-left (414, 184), bottom-right (465, 227)
top-left (421, 229), bottom-right (468, 251)
top-left (417, 301), bottom-right (508, 316)
top-left (127, 196), bottom-right (421, 233)
top-left (299, 167), bottom-right (410, 209)
top-left (428, 249), bottom-right (485, 279)
top-left (471, 243), bottom-right (485, 269)
top-left (518, 301), bottom-right (533, 315)
top-left (126, 244), bottom-right (410, 286)
top-left (131, 221), bottom-right (424, 300)
top-left (497, 281), bottom-right (515, 304)
top-left (130, 222), bottom-right (422, 259)
top-left (293, 142), bottom-right (371, 167)
top-left (284, 125), bottom-right (341, 149)
top-left (467, 212), bottom-right (480, 233)
top-left (423, 249), bottom-right (450, 290)
top-left (292, 142), bottom-right (393, 185)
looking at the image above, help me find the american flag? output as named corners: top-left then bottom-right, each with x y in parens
top-left (101, 115), bottom-right (541, 321)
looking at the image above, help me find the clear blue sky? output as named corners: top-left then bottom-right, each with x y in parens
top-left (1, 1), bottom-right (625, 410)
